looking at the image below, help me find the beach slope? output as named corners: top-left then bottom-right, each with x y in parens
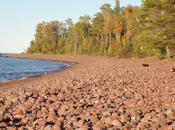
top-left (0, 54), bottom-right (175, 129)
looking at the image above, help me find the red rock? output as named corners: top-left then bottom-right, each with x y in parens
top-left (0, 55), bottom-right (175, 129)
top-left (165, 109), bottom-right (175, 120)
top-left (74, 120), bottom-right (84, 127)
top-left (44, 125), bottom-right (52, 130)
top-left (48, 95), bottom-right (57, 102)
top-left (0, 122), bottom-right (7, 128)
top-left (52, 125), bottom-right (62, 130)
top-left (143, 113), bottom-right (152, 121)
top-left (111, 120), bottom-right (122, 128)
top-left (120, 114), bottom-right (130, 123)
top-left (136, 122), bottom-right (146, 130)
top-left (5, 100), bottom-right (13, 107)
top-left (103, 111), bottom-right (111, 117)
top-left (93, 125), bottom-right (103, 130)
top-left (26, 127), bottom-right (34, 130)
top-left (37, 118), bottom-right (46, 126)
top-left (77, 126), bottom-right (89, 130)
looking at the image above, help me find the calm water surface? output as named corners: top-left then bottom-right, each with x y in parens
top-left (0, 57), bottom-right (68, 82)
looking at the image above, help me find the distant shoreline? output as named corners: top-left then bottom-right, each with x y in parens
top-left (0, 54), bottom-right (75, 86)
top-left (0, 56), bottom-right (71, 83)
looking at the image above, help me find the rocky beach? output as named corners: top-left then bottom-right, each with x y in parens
top-left (0, 54), bottom-right (175, 130)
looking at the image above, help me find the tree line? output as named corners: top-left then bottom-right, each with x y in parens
top-left (27, 0), bottom-right (175, 58)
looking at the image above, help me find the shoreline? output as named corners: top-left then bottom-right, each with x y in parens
top-left (0, 54), bottom-right (175, 129)
top-left (0, 53), bottom-right (102, 91)
top-left (0, 55), bottom-right (78, 91)
top-left (0, 55), bottom-right (75, 86)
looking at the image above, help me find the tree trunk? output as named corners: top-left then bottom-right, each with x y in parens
top-left (104, 35), bottom-right (109, 54)
top-left (74, 29), bottom-right (78, 54)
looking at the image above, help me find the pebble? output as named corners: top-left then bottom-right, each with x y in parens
top-left (0, 55), bottom-right (175, 129)
top-left (111, 120), bottom-right (122, 127)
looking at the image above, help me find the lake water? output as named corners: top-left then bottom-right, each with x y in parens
top-left (0, 57), bottom-right (68, 82)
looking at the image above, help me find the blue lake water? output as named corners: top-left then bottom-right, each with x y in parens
top-left (0, 57), bottom-right (69, 82)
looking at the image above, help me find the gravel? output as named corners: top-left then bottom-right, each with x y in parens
top-left (0, 54), bottom-right (175, 130)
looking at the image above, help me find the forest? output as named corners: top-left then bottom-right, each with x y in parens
top-left (27, 0), bottom-right (175, 58)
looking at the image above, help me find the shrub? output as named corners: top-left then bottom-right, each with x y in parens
top-left (132, 31), bottom-right (162, 58)
top-left (118, 42), bottom-right (133, 58)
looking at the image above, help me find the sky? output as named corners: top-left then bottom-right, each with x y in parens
top-left (0, 0), bottom-right (141, 53)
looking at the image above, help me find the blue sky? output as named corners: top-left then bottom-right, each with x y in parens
top-left (0, 0), bottom-right (141, 53)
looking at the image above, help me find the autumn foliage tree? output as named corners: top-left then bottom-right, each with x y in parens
top-left (27, 0), bottom-right (175, 58)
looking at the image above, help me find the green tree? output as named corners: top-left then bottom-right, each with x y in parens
top-left (27, 0), bottom-right (175, 58)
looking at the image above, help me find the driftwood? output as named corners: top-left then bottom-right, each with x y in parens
top-left (142, 64), bottom-right (149, 67)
